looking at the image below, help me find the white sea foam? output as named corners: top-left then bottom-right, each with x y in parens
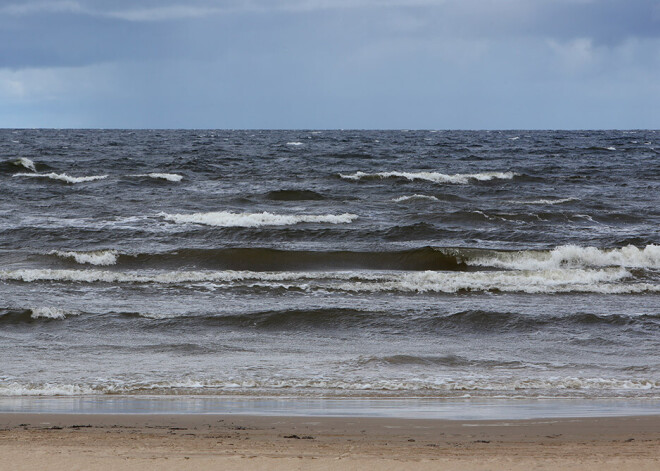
top-left (30, 307), bottom-right (79, 320)
top-left (286, 141), bottom-right (303, 146)
top-left (13, 157), bottom-right (36, 172)
top-left (509, 197), bottom-right (578, 205)
top-left (130, 173), bottom-right (183, 182)
top-left (392, 194), bottom-right (439, 202)
top-left (159, 211), bottom-right (358, 227)
top-left (0, 376), bottom-right (657, 396)
top-left (470, 245), bottom-right (660, 270)
top-left (52, 250), bottom-right (119, 266)
top-left (339, 171), bottom-right (516, 184)
top-left (607, 146), bottom-right (616, 151)
top-left (13, 172), bottom-right (108, 183)
top-left (0, 267), bottom-right (654, 294)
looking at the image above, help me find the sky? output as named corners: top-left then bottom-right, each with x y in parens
top-left (1, 0), bottom-right (659, 129)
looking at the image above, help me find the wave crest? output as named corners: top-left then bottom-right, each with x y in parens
top-left (339, 171), bottom-right (516, 184)
top-left (159, 211), bottom-right (358, 227)
top-left (51, 250), bottom-right (119, 266)
top-left (13, 172), bottom-right (107, 183)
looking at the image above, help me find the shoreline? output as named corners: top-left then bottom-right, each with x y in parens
top-left (2, 395), bottom-right (660, 420)
top-left (1, 413), bottom-right (659, 470)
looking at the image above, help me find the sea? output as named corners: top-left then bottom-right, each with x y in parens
top-left (0, 129), bottom-right (659, 416)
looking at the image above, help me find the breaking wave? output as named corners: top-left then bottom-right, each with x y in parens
top-left (470, 245), bottom-right (660, 270)
top-left (13, 157), bottom-right (36, 172)
top-left (1, 375), bottom-right (657, 397)
top-left (339, 171), bottom-right (517, 184)
top-left (159, 211), bottom-right (358, 227)
top-left (51, 250), bottom-right (119, 266)
top-left (0, 267), bottom-right (655, 294)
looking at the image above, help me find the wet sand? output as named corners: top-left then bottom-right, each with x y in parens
top-left (1, 413), bottom-right (659, 470)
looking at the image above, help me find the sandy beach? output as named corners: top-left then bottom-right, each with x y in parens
top-left (1, 413), bottom-right (658, 470)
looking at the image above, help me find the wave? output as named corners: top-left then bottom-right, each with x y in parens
top-left (339, 171), bottom-right (517, 184)
top-left (1, 267), bottom-right (655, 294)
top-left (286, 141), bottom-right (304, 146)
top-left (129, 173), bottom-right (183, 182)
top-left (14, 157), bottom-right (36, 172)
top-left (45, 247), bottom-right (466, 271)
top-left (13, 172), bottom-right (108, 183)
top-left (158, 211), bottom-right (358, 227)
top-left (392, 194), bottom-right (439, 202)
top-left (508, 197), bottom-right (578, 205)
top-left (470, 245), bottom-right (660, 270)
top-left (1, 376), bottom-right (657, 396)
top-left (0, 307), bottom-right (79, 322)
top-left (51, 250), bottom-right (119, 266)
top-left (265, 189), bottom-right (325, 201)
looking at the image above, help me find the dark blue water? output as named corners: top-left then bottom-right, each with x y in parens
top-left (0, 129), bottom-right (658, 399)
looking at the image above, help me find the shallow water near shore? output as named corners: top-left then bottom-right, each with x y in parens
top-left (1, 396), bottom-right (659, 420)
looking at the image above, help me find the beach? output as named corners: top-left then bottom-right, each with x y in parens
top-left (1, 413), bottom-right (659, 470)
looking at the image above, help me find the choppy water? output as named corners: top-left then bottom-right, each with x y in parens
top-left (0, 129), bottom-right (658, 399)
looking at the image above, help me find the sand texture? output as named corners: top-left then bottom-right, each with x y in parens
top-left (1, 413), bottom-right (659, 470)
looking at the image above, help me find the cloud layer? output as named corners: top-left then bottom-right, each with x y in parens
top-left (1, 0), bottom-right (659, 128)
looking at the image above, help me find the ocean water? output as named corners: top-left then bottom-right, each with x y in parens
top-left (0, 129), bottom-right (659, 401)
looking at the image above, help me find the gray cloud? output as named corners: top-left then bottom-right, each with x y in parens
top-left (1, 0), bottom-right (658, 128)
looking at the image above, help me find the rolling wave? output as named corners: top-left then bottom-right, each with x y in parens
top-left (46, 247), bottom-right (465, 271)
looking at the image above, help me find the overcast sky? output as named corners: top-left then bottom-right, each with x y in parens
top-left (1, 0), bottom-right (659, 129)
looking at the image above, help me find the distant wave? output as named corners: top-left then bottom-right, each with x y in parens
top-left (13, 172), bottom-right (108, 183)
top-left (339, 171), bottom-right (517, 184)
top-left (286, 141), bottom-right (304, 146)
top-left (129, 173), bottom-right (183, 182)
top-left (159, 211), bottom-right (358, 227)
top-left (392, 194), bottom-right (439, 202)
top-left (51, 250), bottom-right (119, 266)
top-left (508, 197), bottom-right (578, 205)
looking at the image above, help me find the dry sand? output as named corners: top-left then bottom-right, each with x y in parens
top-left (1, 413), bottom-right (659, 470)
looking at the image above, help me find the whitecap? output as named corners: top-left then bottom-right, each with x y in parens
top-left (130, 173), bottom-right (183, 182)
top-left (286, 142), bottom-right (303, 146)
top-left (158, 211), bottom-right (358, 227)
top-left (470, 245), bottom-right (660, 270)
top-left (509, 197), bottom-right (578, 205)
top-left (392, 194), bottom-right (439, 202)
top-left (13, 172), bottom-right (108, 183)
top-left (30, 306), bottom-right (79, 320)
top-left (339, 171), bottom-right (516, 184)
top-left (13, 157), bottom-right (36, 172)
top-left (51, 250), bottom-right (119, 266)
